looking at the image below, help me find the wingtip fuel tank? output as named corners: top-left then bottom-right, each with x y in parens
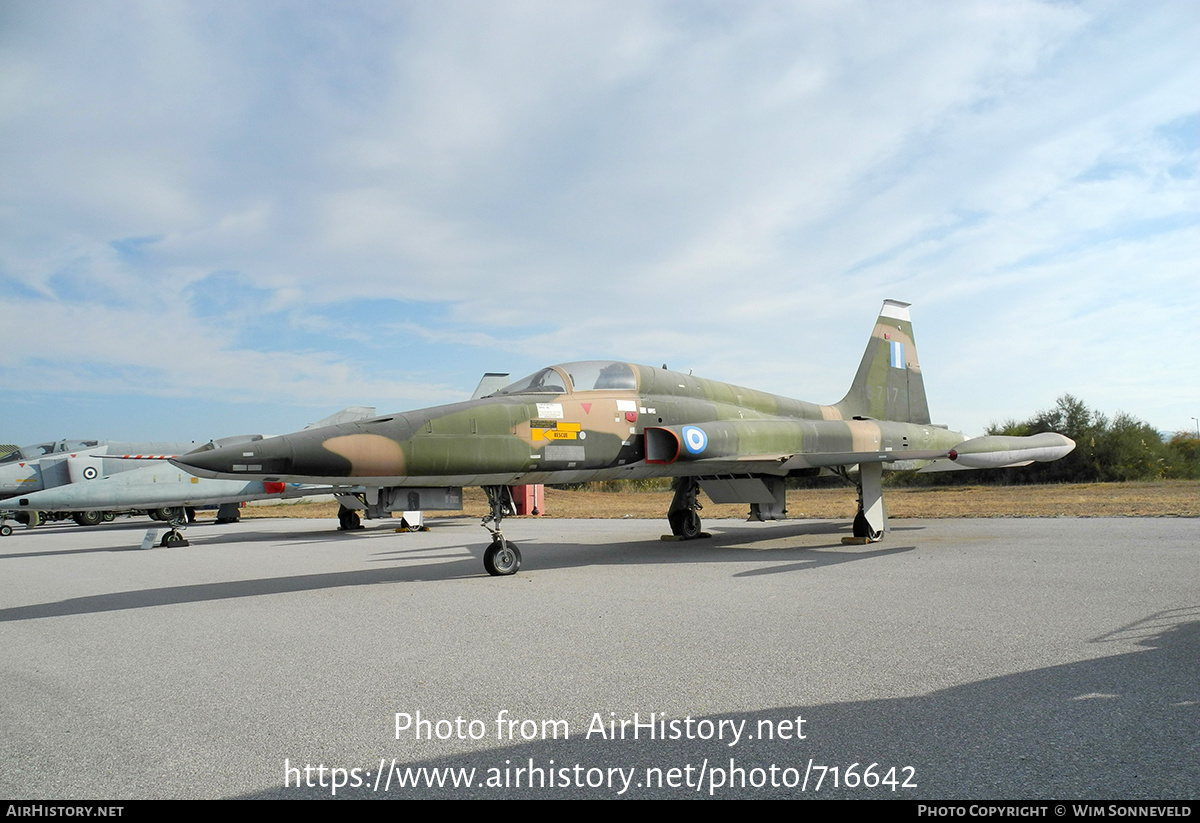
top-left (920, 432), bottom-right (1077, 471)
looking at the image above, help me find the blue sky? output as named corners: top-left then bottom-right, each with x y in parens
top-left (2, 1), bottom-right (1197, 446)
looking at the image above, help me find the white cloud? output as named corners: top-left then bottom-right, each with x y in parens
top-left (1, 0), bottom-right (1196, 442)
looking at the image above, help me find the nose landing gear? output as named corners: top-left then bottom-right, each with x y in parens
top-left (481, 485), bottom-right (521, 576)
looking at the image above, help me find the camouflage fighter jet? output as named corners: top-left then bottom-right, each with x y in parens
top-left (173, 301), bottom-right (1075, 576)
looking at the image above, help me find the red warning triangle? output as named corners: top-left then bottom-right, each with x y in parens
top-left (580, 403), bottom-right (592, 414)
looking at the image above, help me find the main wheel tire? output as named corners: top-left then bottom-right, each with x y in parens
top-left (102, 512), bottom-right (115, 522)
top-left (669, 510), bottom-right (702, 538)
top-left (73, 510), bottom-right (104, 527)
top-left (483, 540), bottom-right (522, 576)
top-left (852, 510), bottom-right (882, 541)
top-left (337, 505), bottom-right (362, 530)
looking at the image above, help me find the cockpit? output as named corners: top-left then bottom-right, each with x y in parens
top-left (0, 440), bottom-right (101, 464)
top-left (490, 361), bottom-right (638, 395)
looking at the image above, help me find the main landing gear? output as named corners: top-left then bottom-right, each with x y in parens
top-left (337, 503), bottom-right (363, 531)
top-left (665, 477), bottom-right (705, 540)
top-left (481, 485), bottom-right (521, 576)
top-left (847, 462), bottom-right (886, 544)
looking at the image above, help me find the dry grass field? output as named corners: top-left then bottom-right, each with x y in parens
top-left (241, 480), bottom-right (1198, 521)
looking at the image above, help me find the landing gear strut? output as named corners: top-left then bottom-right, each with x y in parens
top-left (481, 485), bottom-right (521, 576)
top-left (666, 477), bottom-right (704, 539)
top-left (849, 461), bottom-right (886, 542)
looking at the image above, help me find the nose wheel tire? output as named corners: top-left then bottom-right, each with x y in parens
top-left (160, 530), bottom-right (188, 548)
top-left (484, 539), bottom-right (522, 576)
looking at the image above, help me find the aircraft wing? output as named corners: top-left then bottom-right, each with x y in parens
top-left (779, 449), bottom-right (952, 470)
top-left (646, 422), bottom-right (1071, 475)
top-left (644, 420), bottom-right (957, 474)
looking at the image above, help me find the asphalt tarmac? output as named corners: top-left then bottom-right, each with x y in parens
top-left (1, 514), bottom-right (1196, 799)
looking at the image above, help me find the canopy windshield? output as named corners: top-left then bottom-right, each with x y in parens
top-left (492, 361), bottom-right (637, 395)
top-left (493, 367), bottom-right (568, 395)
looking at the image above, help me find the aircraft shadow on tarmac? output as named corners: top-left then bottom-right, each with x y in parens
top-left (237, 609), bottom-right (1199, 800)
top-left (0, 517), bottom-right (259, 559)
top-left (0, 519), bottom-right (917, 622)
top-left (0, 544), bottom-right (169, 560)
top-left (364, 518), bottom-right (919, 576)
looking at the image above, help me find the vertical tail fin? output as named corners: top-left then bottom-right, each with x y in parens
top-left (835, 299), bottom-right (931, 424)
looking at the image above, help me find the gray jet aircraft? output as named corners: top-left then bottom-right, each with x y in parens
top-left (2, 410), bottom-right (380, 541)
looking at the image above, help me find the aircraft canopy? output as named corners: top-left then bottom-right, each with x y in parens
top-left (492, 361), bottom-right (638, 395)
top-left (0, 440), bottom-right (101, 464)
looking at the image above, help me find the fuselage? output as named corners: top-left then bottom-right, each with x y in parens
top-left (174, 361), bottom-right (967, 487)
top-left (6, 462), bottom-right (317, 513)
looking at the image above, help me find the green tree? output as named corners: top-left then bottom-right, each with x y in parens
top-left (986, 394), bottom-right (1107, 483)
top-left (971, 395), bottom-right (1169, 484)
top-left (1164, 432), bottom-right (1199, 479)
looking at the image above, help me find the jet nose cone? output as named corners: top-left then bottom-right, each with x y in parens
top-left (173, 437), bottom-right (295, 478)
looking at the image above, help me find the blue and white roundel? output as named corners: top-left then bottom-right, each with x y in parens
top-left (682, 425), bottom-right (708, 455)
